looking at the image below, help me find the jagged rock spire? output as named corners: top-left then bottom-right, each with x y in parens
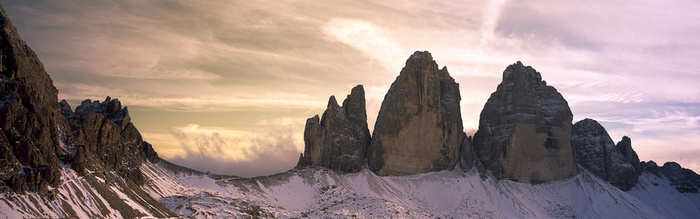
top-left (297, 85), bottom-right (370, 173)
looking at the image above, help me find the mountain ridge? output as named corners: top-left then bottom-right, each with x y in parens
top-left (1, 3), bottom-right (699, 218)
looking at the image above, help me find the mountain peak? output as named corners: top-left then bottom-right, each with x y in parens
top-left (474, 61), bottom-right (577, 183)
top-left (368, 51), bottom-right (463, 176)
top-left (502, 61), bottom-right (545, 87)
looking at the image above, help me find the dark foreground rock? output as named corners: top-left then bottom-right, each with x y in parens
top-left (297, 85), bottom-right (370, 173)
top-left (367, 51), bottom-right (464, 176)
top-left (1, 6), bottom-right (64, 193)
top-left (472, 61), bottom-right (578, 183)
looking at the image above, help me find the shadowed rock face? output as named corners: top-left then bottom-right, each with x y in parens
top-left (572, 118), bottom-right (638, 191)
top-left (473, 61), bottom-right (577, 183)
top-left (297, 85), bottom-right (369, 173)
top-left (367, 51), bottom-right (463, 176)
top-left (1, 6), bottom-right (64, 193)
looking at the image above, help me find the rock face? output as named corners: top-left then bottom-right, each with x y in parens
top-left (297, 85), bottom-right (369, 173)
top-left (0, 5), bottom-right (158, 194)
top-left (0, 6), bottom-right (64, 193)
top-left (642, 161), bottom-right (700, 193)
top-left (367, 51), bottom-right (463, 176)
top-left (473, 61), bottom-right (577, 183)
top-left (571, 118), bottom-right (638, 190)
top-left (61, 97), bottom-right (159, 184)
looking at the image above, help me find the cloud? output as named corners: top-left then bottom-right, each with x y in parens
top-left (164, 124), bottom-right (300, 177)
top-left (4, 0), bottom-right (700, 174)
top-left (323, 18), bottom-right (407, 73)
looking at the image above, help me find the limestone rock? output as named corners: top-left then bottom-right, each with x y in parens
top-left (0, 6), bottom-right (63, 192)
top-left (297, 85), bottom-right (369, 173)
top-left (472, 61), bottom-right (577, 183)
top-left (571, 118), bottom-right (638, 190)
top-left (367, 51), bottom-right (463, 176)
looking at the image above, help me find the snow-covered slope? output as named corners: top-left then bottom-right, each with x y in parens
top-left (3, 160), bottom-right (697, 218)
top-left (140, 161), bottom-right (700, 218)
top-left (0, 165), bottom-right (173, 218)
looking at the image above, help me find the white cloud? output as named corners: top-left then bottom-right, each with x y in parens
top-left (323, 18), bottom-right (407, 72)
top-left (165, 124), bottom-right (300, 177)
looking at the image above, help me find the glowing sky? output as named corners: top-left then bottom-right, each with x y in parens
top-left (3, 0), bottom-right (699, 177)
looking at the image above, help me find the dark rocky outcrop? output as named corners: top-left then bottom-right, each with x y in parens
top-left (367, 51), bottom-right (463, 176)
top-left (297, 85), bottom-right (369, 173)
top-left (472, 61), bottom-right (578, 183)
top-left (571, 118), bottom-right (638, 190)
top-left (642, 161), bottom-right (700, 193)
top-left (0, 4), bottom-right (158, 194)
top-left (60, 97), bottom-right (159, 184)
top-left (1, 5), bottom-right (64, 193)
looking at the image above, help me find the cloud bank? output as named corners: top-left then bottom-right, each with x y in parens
top-left (166, 125), bottom-right (299, 177)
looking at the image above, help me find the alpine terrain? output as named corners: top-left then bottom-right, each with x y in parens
top-left (1, 4), bottom-right (699, 218)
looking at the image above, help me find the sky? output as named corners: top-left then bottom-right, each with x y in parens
top-left (2, 0), bottom-right (699, 177)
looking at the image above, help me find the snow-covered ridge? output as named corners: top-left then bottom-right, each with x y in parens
top-left (2, 153), bottom-right (698, 218)
top-left (141, 161), bottom-right (700, 218)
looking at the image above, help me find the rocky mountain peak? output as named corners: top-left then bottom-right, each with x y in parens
top-left (473, 61), bottom-right (577, 183)
top-left (297, 85), bottom-right (369, 173)
top-left (64, 96), bottom-right (132, 131)
top-left (367, 51), bottom-right (463, 176)
top-left (501, 61), bottom-right (545, 87)
top-left (571, 118), bottom-right (639, 190)
top-left (327, 95), bottom-right (338, 108)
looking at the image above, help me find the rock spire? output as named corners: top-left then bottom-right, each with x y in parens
top-left (367, 51), bottom-right (464, 176)
top-left (297, 85), bottom-right (370, 173)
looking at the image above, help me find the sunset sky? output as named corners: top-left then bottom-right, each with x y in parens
top-left (3, 0), bottom-right (699, 177)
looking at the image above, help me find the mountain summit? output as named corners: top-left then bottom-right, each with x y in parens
top-left (368, 51), bottom-right (464, 176)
